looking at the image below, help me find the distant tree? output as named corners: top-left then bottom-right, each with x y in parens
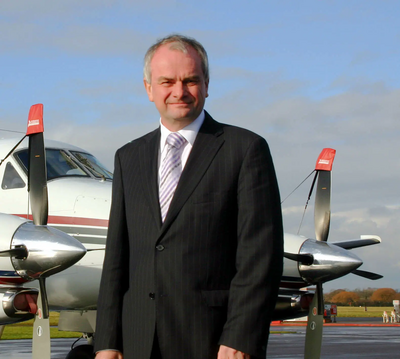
top-left (331, 291), bottom-right (360, 306)
top-left (324, 289), bottom-right (345, 303)
top-left (370, 288), bottom-right (397, 305)
top-left (354, 288), bottom-right (375, 305)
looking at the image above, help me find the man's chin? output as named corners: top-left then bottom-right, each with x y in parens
top-left (169, 110), bottom-right (197, 122)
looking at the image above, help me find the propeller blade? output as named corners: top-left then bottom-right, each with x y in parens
top-left (28, 133), bottom-right (48, 226)
top-left (352, 269), bottom-right (383, 280)
top-left (284, 252), bottom-right (314, 265)
top-left (32, 278), bottom-right (50, 359)
top-left (333, 235), bottom-right (382, 250)
top-left (27, 104), bottom-right (48, 226)
top-left (314, 170), bottom-right (331, 242)
top-left (0, 247), bottom-right (27, 259)
top-left (304, 283), bottom-right (324, 359)
top-left (313, 148), bottom-right (335, 243)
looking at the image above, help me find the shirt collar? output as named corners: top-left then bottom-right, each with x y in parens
top-left (160, 110), bottom-right (205, 149)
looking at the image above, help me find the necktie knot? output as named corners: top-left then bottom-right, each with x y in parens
top-left (167, 132), bottom-right (186, 149)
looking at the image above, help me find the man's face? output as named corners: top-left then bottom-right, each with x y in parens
top-left (144, 44), bottom-right (209, 131)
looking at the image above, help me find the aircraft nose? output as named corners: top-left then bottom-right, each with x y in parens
top-left (298, 239), bottom-right (362, 284)
top-left (10, 222), bottom-right (86, 280)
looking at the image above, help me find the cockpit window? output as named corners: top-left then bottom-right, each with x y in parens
top-left (15, 149), bottom-right (98, 180)
top-left (71, 151), bottom-right (113, 180)
top-left (1, 162), bottom-right (26, 189)
top-left (46, 150), bottom-right (88, 179)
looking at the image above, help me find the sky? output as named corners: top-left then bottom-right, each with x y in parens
top-left (1, 1), bottom-right (399, 292)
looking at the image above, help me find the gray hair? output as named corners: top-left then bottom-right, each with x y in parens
top-left (143, 34), bottom-right (209, 84)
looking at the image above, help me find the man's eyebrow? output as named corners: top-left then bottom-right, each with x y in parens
top-left (184, 75), bottom-right (201, 81)
top-left (157, 76), bottom-right (174, 83)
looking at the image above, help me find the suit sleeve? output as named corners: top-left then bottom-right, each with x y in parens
top-left (218, 137), bottom-right (284, 357)
top-left (94, 151), bottom-right (129, 353)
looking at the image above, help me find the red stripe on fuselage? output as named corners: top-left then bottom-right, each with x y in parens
top-left (12, 214), bottom-right (109, 228)
top-left (0, 277), bottom-right (27, 285)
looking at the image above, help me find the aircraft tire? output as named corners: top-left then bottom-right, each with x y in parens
top-left (65, 344), bottom-right (94, 359)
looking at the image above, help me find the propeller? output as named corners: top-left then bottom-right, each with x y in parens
top-left (27, 105), bottom-right (54, 358)
top-left (304, 160), bottom-right (333, 359)
top-left (282, 150), bottom-right (331, 358)
top-left (281, 149), bottom-right (336, 358)
top-left (281, 148), bottom-right (382, 357)
top-left (26, 104), bottom-right (51, 358)
top-left (1, 104), bottom-right (87, 359)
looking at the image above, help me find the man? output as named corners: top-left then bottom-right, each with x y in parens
top-left (94, 34), bottom-right (283, 359)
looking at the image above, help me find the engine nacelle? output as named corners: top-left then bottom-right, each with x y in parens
top-left (272, 289), bottom-right (314, 321)
top-left (0, 287), bottom-right (38, 325)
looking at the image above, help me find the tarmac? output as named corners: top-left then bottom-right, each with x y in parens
top-left (1, 318), bottom-right (399, 358)
top-left (268, 318), bottom-right (400, 358)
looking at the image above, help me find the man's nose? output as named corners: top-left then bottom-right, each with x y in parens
top-left (172, 82), bottom-right (187, 98)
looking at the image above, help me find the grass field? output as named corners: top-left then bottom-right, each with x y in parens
top-left (1, 307), bottom-right (395, 340)
top-left (1, 312), bottom-right (81, 340)
top-left (336, 306), bottom-right (394, 318)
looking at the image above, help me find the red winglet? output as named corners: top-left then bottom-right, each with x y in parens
top-left (315, 148), bottom-right (336, 171)
top-left (26, 104), bottom-right (44, 135)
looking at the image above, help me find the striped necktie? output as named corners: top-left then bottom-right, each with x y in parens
top-left (159, 132), bottom-right (187, 222)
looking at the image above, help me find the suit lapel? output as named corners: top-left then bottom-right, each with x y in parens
top-left (160, 113), bottom-right (225, 236)
top-left (139, 128), bottom-right (162, 228)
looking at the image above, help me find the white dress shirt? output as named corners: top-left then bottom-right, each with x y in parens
top-left (158, 110), bottom-right (205, 184)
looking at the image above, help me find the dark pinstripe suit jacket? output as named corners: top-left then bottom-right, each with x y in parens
top-left (94, 112), bottom-right (283, 359)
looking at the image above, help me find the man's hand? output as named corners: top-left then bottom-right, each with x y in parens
top-left (217, 345), bottom-right (250, 359)
top-left (95, 350), bottom-right (123, 359)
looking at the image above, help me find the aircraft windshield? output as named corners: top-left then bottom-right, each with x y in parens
top-left (71, 151), bottom-right (113, 180)
top-left (15, 149), bottom-right (113, 181)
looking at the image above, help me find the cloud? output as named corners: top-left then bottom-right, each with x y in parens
top-left (0, 21), bottom-right (151, 57)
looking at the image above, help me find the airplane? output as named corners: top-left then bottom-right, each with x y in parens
top-left (0, 104), bottom-right (383, 359)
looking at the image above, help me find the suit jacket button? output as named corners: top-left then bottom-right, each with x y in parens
top-left (156, 244), bottom-right (165, 251)
top-left (149, 293), bottom-right (155, 299)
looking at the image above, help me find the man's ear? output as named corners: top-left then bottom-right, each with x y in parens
top-left (144, 79), bottom-right (154, 102)
top-left (205, 80), bottom-right (209, 98)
